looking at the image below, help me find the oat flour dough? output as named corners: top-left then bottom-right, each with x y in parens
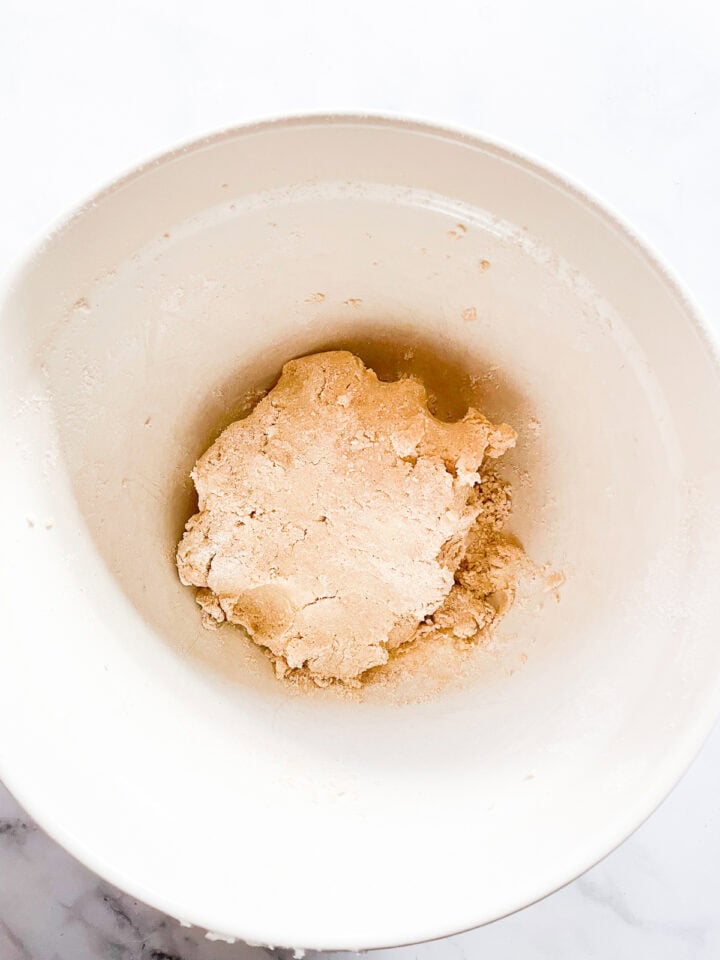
top-left (176, 350), bottom-right (525, 685)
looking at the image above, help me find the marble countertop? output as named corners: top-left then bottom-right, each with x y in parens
top-left (2, 1), bottom-right (720, 957)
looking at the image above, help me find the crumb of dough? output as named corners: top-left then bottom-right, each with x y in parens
top-left (176, 350), bottom-right (526, 686)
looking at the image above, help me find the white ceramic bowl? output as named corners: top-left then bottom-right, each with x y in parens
top-left (2, 115), bottom-right (720, 952)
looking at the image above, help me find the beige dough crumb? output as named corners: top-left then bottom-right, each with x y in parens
top-left (177, 351), bottom-right (524, 685)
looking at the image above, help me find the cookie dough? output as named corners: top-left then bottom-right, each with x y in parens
top-left (177, 351), bottom-right (520, 684)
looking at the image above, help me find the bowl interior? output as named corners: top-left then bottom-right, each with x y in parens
top-left (2, 117), bottom-right (720, 950)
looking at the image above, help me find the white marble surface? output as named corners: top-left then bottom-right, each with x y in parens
top-left (2, 1), bottom-right (720, 957)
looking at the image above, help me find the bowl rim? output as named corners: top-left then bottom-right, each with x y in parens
top-left (4, 109), bottom-right (718, 372)
top-left (2, 111), bottom-right (720, 951)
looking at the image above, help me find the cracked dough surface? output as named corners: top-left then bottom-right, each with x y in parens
top-left (177, 350), bottom-right (521, 684)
